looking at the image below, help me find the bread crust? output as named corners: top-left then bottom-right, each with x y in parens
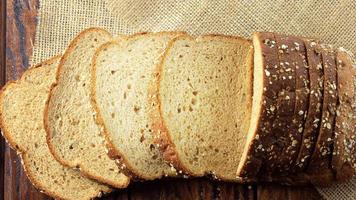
top-left (261, 33), bottom-right (307, 175)
top-left (44, 27), bottom-right (130, 188)
top-left (295, 39), bottom-right (324, 171)
top-left (236, 33), bottom-right (337, 185)
top-left (90, 31), bottom-right (187, 180)
top-left (237, 32), bottom-right (285, 180)
top-left (0, 56), bottom-right (111, 200)
top-left (288, 36), bottom-right (310, 173)
top-left (306, 45), bottom-right (338, 184)
top-left (332, 49), bottom-right (356, 180)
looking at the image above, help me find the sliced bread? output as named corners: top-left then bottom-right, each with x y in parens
top-left (288, 36), bottom-right (310, 172)
top-left (332, 48), bottom-right (356, 180)
top-left (91, 32), bottom-right (184, 180)
top-left (0, 56), bottom-right (111, 200)
top-left (264, 34), bottom-right (306, 175)
top-left (306, 44), bottom-right (338, 185)
top-left (295, 39), bottom-right (323, 171)
top-left (152, 34), bottom-right (253, 181)
top-left (236, 32), bottom-right (289, 179)
top-left (44, 28), bottom-right (129, 188)
top-left (306, 44), bottom-right (338, 184)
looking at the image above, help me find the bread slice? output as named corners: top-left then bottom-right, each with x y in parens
top-left (295, 39), bottom-right (323, 171)
top-left (289, 36), bottom-right (310, 172)
top-left (152, 34), bottom-right (253, 181)
top-left (264, 34), bottom-right (307, 175)
top-left (45, 28), bottom-right (129, 188)
top-left (0, 56), bottom-right (111, 200)
top-left (332, 48), bottom-right (356, 180)
top-left (91, 32), bottom-right (184, 180)
top-left (306, 44), bottom-right (337, 183)
top-left (237, 32), bottom-right (291, 180)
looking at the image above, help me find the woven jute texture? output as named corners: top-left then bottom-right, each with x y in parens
top-left (31, 0), bottom-right (355, 199)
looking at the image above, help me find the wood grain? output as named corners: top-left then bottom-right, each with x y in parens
top-left (0, 0), bottom-right (5, 199)
top-left (5, 0), bottom-right (48, 199)
top-left (1, 0), bottom-right (324, 199)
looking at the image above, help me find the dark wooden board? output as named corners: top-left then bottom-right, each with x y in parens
top-left (0, 0), bottom-right (323, 199)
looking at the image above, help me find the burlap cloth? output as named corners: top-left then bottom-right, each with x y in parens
top-left (31, 0), bottom-right (356, 199)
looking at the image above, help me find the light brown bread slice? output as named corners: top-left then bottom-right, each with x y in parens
top-left (332, 48), bottom-right (356, 181)
top-left (45, 28), bottom-right (129, 188)
top-left (152, 34), bottom-right (253, 181)
top-left (0, 56), bottom-right (111, 200)
top-left (91, 32), bottom-right (184, 180)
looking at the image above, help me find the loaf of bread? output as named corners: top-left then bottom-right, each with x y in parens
top-left (151, 34), bottom-right (253, 181)
top-left (44, 28), bottom-right (129, 188)
top-left (236, 32), bottom-right (355, 185)
top-left (0, 56), bottom-right (111, 200)
top-left (1, 28), bottom-right (355, 199)
top-left (91, 32), bottom-right (184, 180)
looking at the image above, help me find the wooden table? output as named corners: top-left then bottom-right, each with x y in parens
top-left (0, 0), bottom-right (324, 199)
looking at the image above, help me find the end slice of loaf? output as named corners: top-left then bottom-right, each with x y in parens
top-left (153, 34), bottom-right (253, 181)
top-left (332, 48), bottom-right (356, 180)
top-left (45, 28), bottom-right (129, 188)
top-left (91, 32), bottom-right (184, 180)
top-left (0, 56), bottom-right (111, 200)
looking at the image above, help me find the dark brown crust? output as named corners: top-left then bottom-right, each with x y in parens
top-left (239, 33), bottom-right (304, 179)
top-left (44, 28), bottom-right (130, 188)
top-left (0, 56), bottom-right (111, 200)
top-left (237, 32), bottom-right (281, 180)
top-left (306, 45), bottom-right (338, 184)
top-left (237, 33), bottom-right (338, 186)
top-left (332, 49), bottom-right (356, 181)
top-left (90, 31), bottom-right (187, 181)
top-left (289, 36), bottom-right (310, 173)
top-left (261, 34), bottom-right (305, 175)
top-left (295, 39), bottom-right (323, 171)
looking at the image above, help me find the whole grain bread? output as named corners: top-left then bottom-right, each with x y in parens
top-left (91, 32), bottom-right (184, 180)
top-left (152, 34), bottom-right (253, 181)
top-left (306, 44), bottom-right (338, 184)
top-left (264, 34), bottom-right (308, 175)
top-left (295, 39), bottom-right (323, 171)
top-left (236, 33), bottom-right (338, 185)
top-left (44, 28), bottom-right (129, 188)
top-left (0, 56), bottom-right (111, 200)
top-left (332, 48), bottom-right (356, 180)
top-left (289, 36), bottom-right (310, 173)
top-left (237, 32), bottom-right (287, 180)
